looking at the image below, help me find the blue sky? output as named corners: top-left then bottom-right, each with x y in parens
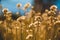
top-left (1, 0), bottom-right (60, 15)
top-left (1, 0), bottom-right (34, 15)
top-left (55, 0), bottom-right (60, 10)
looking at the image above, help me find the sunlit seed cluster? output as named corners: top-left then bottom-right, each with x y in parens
top-left (0, 3), bottom-right (60, 40)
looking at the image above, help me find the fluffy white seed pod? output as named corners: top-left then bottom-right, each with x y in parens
top-left (26, 34), bottom-right (33, 39)
top-left (54, 21), bottom-right (60, 24)
top-left (50, 5), bottom-right (57, 11)
top-left (33, 21), bottom-right (41, 27)
top-left (16, 3), bottom-right (22, 8)
top-left (50, 5), bottom-right (57, 10)
top-left (34, 16), bottom-right (40, 21)
top-left (23, 2), bottom-right (31, 10)
top-left (29, 23), bottom-right (34, 28)
top-left (2, 8), bottom-right (9, 13)
top-left (4, 11), bottom-right (12, 17)
top-left (34, 21), bottom-right (38, 25)
top-left (17, 16), bottom-right (26, 21)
